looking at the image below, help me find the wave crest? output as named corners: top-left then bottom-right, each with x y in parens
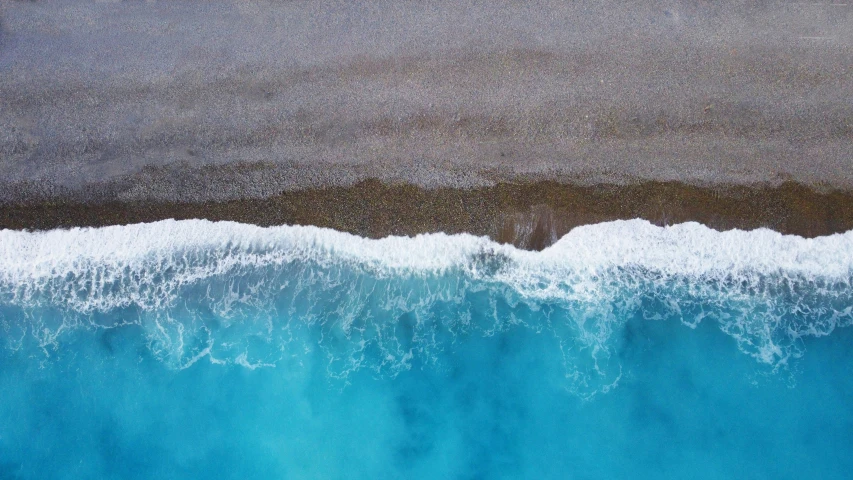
top-left (1, 219), bottom-right (851, 391)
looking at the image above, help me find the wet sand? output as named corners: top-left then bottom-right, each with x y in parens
top-left (4, 180), bottom-right (853, 250)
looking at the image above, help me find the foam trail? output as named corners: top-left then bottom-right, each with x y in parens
top-left (8, 219), bottom-right (853, 267)
top-left (0, 219), bottom-right (851, 374)
top-left (2, 218), bottom-right (851, 293)
top-left (2, 220), bottom-right (853, 479)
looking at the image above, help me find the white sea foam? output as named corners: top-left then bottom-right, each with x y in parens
top-left (0, 218), bottom-right (851, 314)
top-left (1, 219), bottom-right (851, 374)
top-left (544, 221), bottom-right (853, 277)
top-left (2, 218), bottom-right (851, 283)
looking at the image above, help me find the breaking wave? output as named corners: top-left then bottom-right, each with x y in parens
top-left (1, 219), bottom-right (851, 392)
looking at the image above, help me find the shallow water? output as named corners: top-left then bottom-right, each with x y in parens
top-left (1, 220), bottom-right (851, 479)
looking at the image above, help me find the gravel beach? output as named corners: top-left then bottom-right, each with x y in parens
top-left (1, 0), bottom-right (851, 247)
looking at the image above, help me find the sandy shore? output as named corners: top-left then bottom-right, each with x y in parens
top-left (1, 1), bottom-right (852, 247)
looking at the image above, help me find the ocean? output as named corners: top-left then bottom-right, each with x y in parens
top-left (1, 219), bottom-right (851, 479)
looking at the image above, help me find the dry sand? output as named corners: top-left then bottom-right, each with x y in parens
top-left (1, 0), bottom-right (852, 247)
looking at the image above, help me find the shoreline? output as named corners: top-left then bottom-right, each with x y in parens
top-left (3, 180), bottom-right (853, 250)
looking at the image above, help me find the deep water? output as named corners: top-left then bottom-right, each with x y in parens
top-left (1, 220), bottom-right (852, 479)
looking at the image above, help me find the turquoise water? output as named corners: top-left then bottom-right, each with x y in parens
top-left (1, 220), bottom-right (852, 479)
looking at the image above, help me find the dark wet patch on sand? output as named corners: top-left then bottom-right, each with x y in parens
top-left (2, 180), bottom-right (852, 250)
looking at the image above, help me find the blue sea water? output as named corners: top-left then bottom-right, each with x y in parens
top-left (1, 219), bottom-right (852, 479)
